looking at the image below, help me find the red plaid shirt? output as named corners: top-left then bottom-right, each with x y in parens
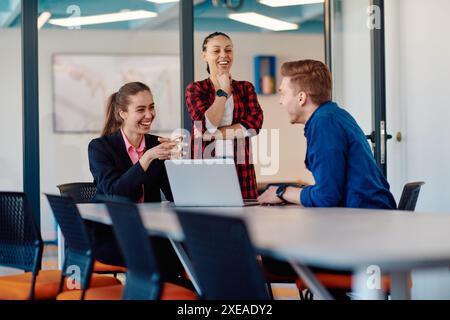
top-left (185, 78), bottom-right (264, 199)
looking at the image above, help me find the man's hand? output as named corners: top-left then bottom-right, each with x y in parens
top-left (257, 186), bottom-right (284, 205)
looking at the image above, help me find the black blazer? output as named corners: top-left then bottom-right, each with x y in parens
top-left (88, 130), bottom-right (173, 203)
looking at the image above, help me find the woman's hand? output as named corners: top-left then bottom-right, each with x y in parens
top-left (158, 137), bottom-right (186, 159)
top-left (139, 139), bottom-right (178, 171)
top-left (217, 72), bottom-right (231, 96)
top-left (206, 73), bottom-right (232, 127)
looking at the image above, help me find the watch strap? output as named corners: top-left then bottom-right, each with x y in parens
top-left (216, 89), bottom-right (228, 99)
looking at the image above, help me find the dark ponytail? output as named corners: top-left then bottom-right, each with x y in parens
top-left (202, 31), bottom-right (231, 74)
top-left (100, 81), bottom-right (151, 137)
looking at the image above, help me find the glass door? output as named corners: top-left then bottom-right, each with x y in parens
top-left (328, 0), bottom-right (392, 177)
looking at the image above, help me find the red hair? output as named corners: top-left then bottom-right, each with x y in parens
top-left (281, 60), bottom-right (332, 105)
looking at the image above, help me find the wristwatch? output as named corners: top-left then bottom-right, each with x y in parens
top-left (276, 185), bottom-right (288, 202)
top-left (274, 183), bottom-right (306, 202)
top-left (216, 89), bottom-right (228, 99)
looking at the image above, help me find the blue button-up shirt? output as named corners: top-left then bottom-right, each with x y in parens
top-left (300, 101), bottom-right (396, 209)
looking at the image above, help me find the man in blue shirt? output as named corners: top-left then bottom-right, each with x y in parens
top-left (258, 59), bottom-right (396, 209)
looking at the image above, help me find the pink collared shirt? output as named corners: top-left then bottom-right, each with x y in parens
top-left (121, 128), bottom-right (146, 203)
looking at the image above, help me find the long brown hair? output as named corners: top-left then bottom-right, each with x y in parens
top-left (101, 81), bottom-right (151, 137)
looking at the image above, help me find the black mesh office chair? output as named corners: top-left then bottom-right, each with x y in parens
top-left (45, 194), bottom-right (121, 300)
top-left (54, 182), bottom-right (96, 246)
top-left (57, 182), bottom-right (96, 203)
top-left (104, 198), bottom-right (197, 300)
top-left (56, 182), bottom-right (127, 276)
top-left (106, 199), bottom-right (161, 300)
top-left (397, 181), bottom-right (425, 211)
top-left (175, 210), bottom-right (271, 300)
top-left (0, 192), bottom-right (44, 299)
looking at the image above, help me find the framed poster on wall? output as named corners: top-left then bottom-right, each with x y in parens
top-left (254, 55), bottom-right (276, 95)
top-left (52, 53), bottom-right (181, 133)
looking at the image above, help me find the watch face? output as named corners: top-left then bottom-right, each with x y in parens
top-left (216, 89), bottom-right (227, 97)
top-left (276, 185), bottom-right (286, 198)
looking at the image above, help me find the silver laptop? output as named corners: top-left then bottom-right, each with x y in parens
top-left (164, 158), bottom-right (259, 207)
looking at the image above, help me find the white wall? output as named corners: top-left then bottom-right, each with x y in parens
top-left (0, 29), bottom-right (22, 191)
top-left (387, 0), bottom-right (450, 299)
top-left (392, 0), bottom-right (450, 214)
top-left (384, 0), bottom-right (408, 207)
top-left (0, 29), bottom-right (323, 240)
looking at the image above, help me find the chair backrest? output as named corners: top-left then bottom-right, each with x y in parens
top-left (57, 182), bottom-right (96, 203)
top-left (45, 194), bottom-right (94, 296)
top-left (0, 192), bottom-right (43, 273)
top-left (0, 192), bottom-right (43, 299)
top-left (104, 198), bottom-right (162, 300)
top-left (397, 182), bottom-right (425, 211)
top-left (175, 210), bottom-right (271, 300)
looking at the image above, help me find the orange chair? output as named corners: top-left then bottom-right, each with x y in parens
top-left (295, 182), bottom-right (425, 299)
top-left (93, 261), bottom-right (127, 275)
top-left (0, 270), bottom-right (121, 300)
top-left (57, 182), bottom-right (127, 277)
top-left (56, 282), bottom-right (196, 300)
top-left (0, 192), bottom-right (120, 300)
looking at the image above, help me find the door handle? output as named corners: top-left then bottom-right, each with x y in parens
top-left (380, 121), bottom-right (386, 164)
top-left (366, 125), bottom-right (393, 164)
top-left (366, 131), bottom-right (392, 143)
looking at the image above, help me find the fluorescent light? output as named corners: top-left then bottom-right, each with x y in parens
top-left (48, 10), bottom-right (157, 27)
top-left (146, 0), bottom-right (179, 3)
top-left (228, 12), bottom-right (298, 31)
top-left (37, 11), bottom-right (51, 29)
top-left (259, 0), bottom-right (324, 7)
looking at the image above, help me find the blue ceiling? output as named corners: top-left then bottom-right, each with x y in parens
top-left (0, 0), bottom-right (324, 33)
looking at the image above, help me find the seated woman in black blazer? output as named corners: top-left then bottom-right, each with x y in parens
top-left (88, 81), bottom-right (185, 285)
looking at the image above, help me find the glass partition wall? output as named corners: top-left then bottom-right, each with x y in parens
top-left (193, 0), bottom-right (324, 187)
top-left (0, 0), bottom-right (22, 192)
top-left (33, 0), bottom-right (324, 242)
top-left (37, 0), bottom-right (181, 242)
top-left (0, 0), bottom-right (23, 276)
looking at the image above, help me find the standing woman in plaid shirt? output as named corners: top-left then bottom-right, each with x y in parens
top-left (185, 32), bottom-right (264, 199)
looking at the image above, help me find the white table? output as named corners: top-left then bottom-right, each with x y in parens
top-left (77, 202), bottom-right (450, 300)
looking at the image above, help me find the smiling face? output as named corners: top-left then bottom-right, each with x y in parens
top-left (119, 90), bottom-right (155, 135)
top-left (279, 77), bottom-right (304, 124)
top-left (202, 35), bottom-right (234, 76)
